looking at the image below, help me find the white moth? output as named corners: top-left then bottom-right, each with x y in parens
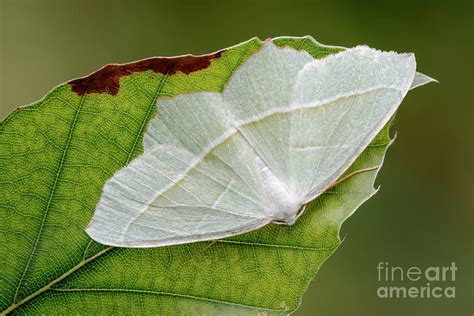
top-left (86, 41), bottom-right (435, 247)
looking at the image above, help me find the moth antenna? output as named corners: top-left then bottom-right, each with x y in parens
top-left (326, 165), bottom-right (380, 192)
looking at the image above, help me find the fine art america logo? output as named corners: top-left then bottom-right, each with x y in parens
top-left (377, 262), bottom-right (457, 299)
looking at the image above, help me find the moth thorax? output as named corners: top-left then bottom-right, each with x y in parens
top-left (256, 157), bottom-right (302, 225)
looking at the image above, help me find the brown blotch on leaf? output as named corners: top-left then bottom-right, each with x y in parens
top-left (68, 50), bottom-right (225, 96)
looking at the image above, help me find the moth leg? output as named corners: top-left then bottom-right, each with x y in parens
top-left (326, 165), bottom-right (380, 191)
top-left (293, 204), bottom-right (307, 222)
top-left (201, 239), bottom-right (220, 253)
top-left (272, 204), bottom-right (307, 225)
top-left (279, 167), bottom-right (379, 225)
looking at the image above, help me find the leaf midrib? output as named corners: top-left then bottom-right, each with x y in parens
top-left (3, 246), bottom-right (114, 315)
top-left (2, 239), bottom-right (338, 314)
top-left (49, 288), bottom-right (288, 314)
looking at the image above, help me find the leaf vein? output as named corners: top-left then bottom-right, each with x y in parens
top-left (12, 90), bottom-right (89, 304)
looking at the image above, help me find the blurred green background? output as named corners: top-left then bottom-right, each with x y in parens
top-left (1, 0), bottom-right (472, 315)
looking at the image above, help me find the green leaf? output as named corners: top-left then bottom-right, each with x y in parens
top-left (1, 36), bottom-right (391, 315)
